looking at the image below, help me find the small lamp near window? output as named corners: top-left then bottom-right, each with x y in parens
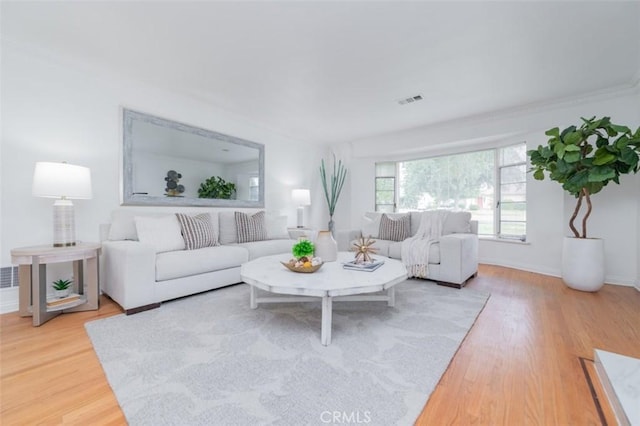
top-left (291, 189), bottom-right (311, 228)
top-left (32, 161), bottom-right (92, 247)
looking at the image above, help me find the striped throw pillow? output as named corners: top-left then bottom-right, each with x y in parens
top-left (235, 211), bottom-right (267, 243)
top-left (176, 213), bottom-right (219, 250)
top-left (378, 213), bottom-right (410, 241)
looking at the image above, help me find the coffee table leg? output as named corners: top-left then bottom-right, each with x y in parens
top-left (321, 296), bottom-right (332, 346)
top-left (250, 286), bottom-right (257, 309)
top-left (388, 287), bottom-right (395, 307)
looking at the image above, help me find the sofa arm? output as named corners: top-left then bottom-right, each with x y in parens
top-left (437, 233), bottom-right (478, 285)
top-left (336, 229), bottom-right (362, 251)
top-left (101, 240), bottom-right (158, 312)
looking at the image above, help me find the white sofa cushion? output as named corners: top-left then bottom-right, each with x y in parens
top-left (156, 245), bottom-right (248, 281)
top-left (364, 210), bottom-right (471, 237)
top-left (108, 209), bottom-right (148, 240)
top-left (135, 215), bottom-right (185, 253)
top-left (443, 211), bottom-right (472, 234)
top-left (108, 210), bottom-right (220, 242)
top-left (361, 215), bottom-right (381, 238)
top-left (218, 211), bottom-right (238, 244)
top-left (237, 239), bottom-right (296, 260)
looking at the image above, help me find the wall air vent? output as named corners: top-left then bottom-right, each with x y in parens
top-left (397, 94), bottom-right (423, 105)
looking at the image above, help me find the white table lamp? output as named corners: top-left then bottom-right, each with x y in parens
top-left (292, 189), bottom-right (311, 228)
top-left (32, 161), bottom-right (92, 247)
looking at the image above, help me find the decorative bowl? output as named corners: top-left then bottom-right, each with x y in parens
top-left (280, 261), bottom-right (323, 273)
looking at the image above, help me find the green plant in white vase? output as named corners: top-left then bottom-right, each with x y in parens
top-left (52, 279), bottom-right (72, 298)
top-left (319, 154), bottom-right (347, 235)
top-left (528, 116), bottom-right (640, 291)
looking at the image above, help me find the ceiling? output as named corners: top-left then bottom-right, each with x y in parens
top-left (2, 1), bottom-right (639, 144)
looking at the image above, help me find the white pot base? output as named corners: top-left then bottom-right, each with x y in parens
top-left (562, 237), bottom-right (605, 292)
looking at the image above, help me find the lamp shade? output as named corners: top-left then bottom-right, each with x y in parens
top-left (292, 189), bottom-right (311, 206)
top-left (32, 162), bottom-right (92, 199)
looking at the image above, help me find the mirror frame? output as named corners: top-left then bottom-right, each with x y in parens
top-left (122, 108), bottom-right (265, 207)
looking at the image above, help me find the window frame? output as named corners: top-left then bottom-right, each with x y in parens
top-left (375, 162), bottom-right (397, 213)
top-left (496, 152), bottom-right (527, 241)
top-left (375, 142), bottom-right (527, 241)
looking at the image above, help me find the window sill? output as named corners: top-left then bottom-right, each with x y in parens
top-left (479, 236), bottom-right (530, 245)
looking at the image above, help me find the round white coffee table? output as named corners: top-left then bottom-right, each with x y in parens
top-left (240, 252), bottom-right (407, 345)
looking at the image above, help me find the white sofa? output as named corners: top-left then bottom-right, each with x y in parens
top-left (337, 211), bottom-right (478, 288)
top-left (100, 209), bottom-right (297, 314)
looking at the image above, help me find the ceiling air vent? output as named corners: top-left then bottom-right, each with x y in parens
top-left (397, 94), bottom-right (423, 105)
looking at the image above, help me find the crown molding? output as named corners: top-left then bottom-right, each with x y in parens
top-left (349, 76), bottom-right (640, 159)
top-left (419, 81), bottom-right (639, 134)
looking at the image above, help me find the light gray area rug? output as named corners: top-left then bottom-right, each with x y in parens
top-left (86, 280), bottom-right (489, 426)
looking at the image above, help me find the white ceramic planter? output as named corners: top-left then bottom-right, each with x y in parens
top-left (314, 230), bottom-right (338, 262)
top-left (54, 288), bottom-right (70, 298)
top-left (561, 237), bottom-right (605, 292)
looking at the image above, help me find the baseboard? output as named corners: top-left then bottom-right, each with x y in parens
top-left (479, 257), bottom-right (561, 278)
top-left (479, 258), bottom-right (637, 287)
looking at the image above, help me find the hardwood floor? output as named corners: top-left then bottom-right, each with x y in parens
top-left (1, 265), bottom-right (639, 425)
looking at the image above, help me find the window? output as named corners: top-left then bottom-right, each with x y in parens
top-left (375, 162), bottom-right (396, 213)
top-left (375, 143), bottom-right (527, 240)
top-left (497, 144), bottom-right (527, 240)
top-left (249, 176), bottom-right (259, 201)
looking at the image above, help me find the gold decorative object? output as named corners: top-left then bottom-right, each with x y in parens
top-left (281, 261), bottom-right (323, 273)
top-left (352, 236), bottom-right (378, 264)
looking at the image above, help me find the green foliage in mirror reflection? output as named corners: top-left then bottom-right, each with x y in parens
top-left (198, 176), bottom-right (237, 199)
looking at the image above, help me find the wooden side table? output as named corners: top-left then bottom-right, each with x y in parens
top-left (11, 242), bottom-right (101, 326)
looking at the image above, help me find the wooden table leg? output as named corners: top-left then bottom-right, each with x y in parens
top-left (18, 265), bottom-right (32, 317)
top-left (31, 255), bottom-right (59, 326)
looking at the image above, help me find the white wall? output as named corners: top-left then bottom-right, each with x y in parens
top-left (0, 41), bottom-right (324, 266)
top-left (3, 40), bottom-right (638, 287)
top-left (345, 86), bottom-right (640, 285)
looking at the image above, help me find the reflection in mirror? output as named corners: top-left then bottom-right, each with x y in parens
top-left (122, 109), bottom-right (264, 207)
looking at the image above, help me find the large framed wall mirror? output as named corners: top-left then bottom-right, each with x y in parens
top-left (122, 108), bottom-right (265, 207)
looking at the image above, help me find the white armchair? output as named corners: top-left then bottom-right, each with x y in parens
top-left (337, 211), bottom-right (478, 288)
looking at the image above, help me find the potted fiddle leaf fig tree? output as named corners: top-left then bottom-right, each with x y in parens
top-left (528, 116), bottom-right (640, 291)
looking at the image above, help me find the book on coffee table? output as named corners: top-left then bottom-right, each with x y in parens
top-left (342, 259), bottom-right (385, 272)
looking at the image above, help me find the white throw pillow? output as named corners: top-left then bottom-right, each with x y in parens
top-left (218, 211), bottom-right (238, 244)
top-left (442, 211), bottom-right (472, 235)
top-left (266, 215), bottom-right (289, 240)
top-left (134, 215), bottom-right (186, 253)
top-left (361, 215), bottom-right (381, 238)
top-left (108, 210), bottom-right (140, 241)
